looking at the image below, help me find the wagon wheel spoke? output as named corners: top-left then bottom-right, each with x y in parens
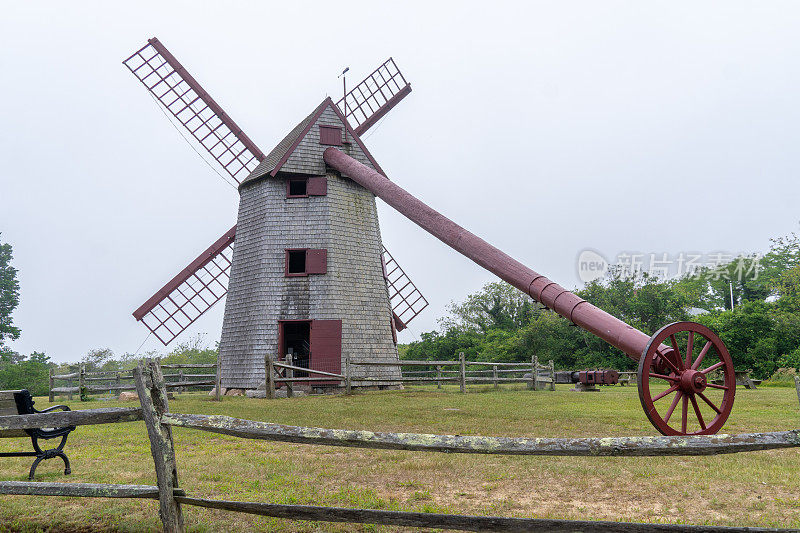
top-left (649, 372), bottom-right (679, 382)
top-left (664, 390), bottom-right (682, 424)
top-left (697, 391), bottom-right (722, 414)
top-left (700, 361), bottom-right (725, 375)
top-left (689, 394), bottom-right (706, 430)
top-left (669, 335), bottom-right (684, 370)
top-left (652, 383), bottom-right (680, 402)
top-left (692, 340), bottom-right (713, 370)
top-left (681, 394), bottom-right (689, 433)
top-left (685, 331), bottom-right (694, 369)
top-left (658, 352), bottom-right (682, 375)
top-left (705, 383), bottom-right (729, 390)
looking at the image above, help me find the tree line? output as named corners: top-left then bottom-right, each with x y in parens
top-left (1, 229), bottom-right (798, 396)
top-left (402, 230), bottom-right (800, 380)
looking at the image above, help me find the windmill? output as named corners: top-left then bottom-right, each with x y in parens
top-left (124, 37), bottom-right (427, 391)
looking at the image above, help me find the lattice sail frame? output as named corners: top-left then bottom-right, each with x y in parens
top-left (133, 227), bottom-right (236, 346)
top-left (336, 58), bottom-right (412, 136)
top-left (123, 38), bottom-right (265, 185)
top-left (382, 247), bottom-right (428, 330)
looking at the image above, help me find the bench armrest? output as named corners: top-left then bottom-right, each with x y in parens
top-left (33, 405), bottom-right (71, 414)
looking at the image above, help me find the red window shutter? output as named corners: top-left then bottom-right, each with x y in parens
top-left (306, 176), bottom-right (327, 196)
top-left (306, 249), bottom-right (327, 274)
top-left (310, 319), bottom-right (342, 383)
top-left (319, 125), bottom-right (342, 146)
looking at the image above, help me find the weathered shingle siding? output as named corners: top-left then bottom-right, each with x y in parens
top-left (280, 106), bottom-right (376, 176)
top-left (219, 106), bottom-right (399, 389)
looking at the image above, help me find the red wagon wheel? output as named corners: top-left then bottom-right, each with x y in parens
top-left (638, 322), bottom-right (736, 436)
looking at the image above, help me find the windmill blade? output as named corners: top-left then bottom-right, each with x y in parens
top-left (123, 38), bottom-right (265, 185)
top-left (336, 58), bottom-right (412, 136)
top-left (133, 226), bottom-right (236, 345)
top-left (382, 246), bottom-right (428, 331)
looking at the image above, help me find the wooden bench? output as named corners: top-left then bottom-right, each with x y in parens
top-left (0, 390), bottom-right (75, 480)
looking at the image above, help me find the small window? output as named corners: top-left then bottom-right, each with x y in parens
top-left (285, 249), bottom-right (328, 276)
top-left (287, 250), bottom-right (306, 275)
top-left (287, 178), bottom-right (307, 197)
top-left (319, 125), bottom-right (343, 146)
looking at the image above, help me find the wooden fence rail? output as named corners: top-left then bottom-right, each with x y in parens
top-left (49, 363), bottom-right (219, 402)
top-left (1, 358), bottom-right (797, 532)
top-left (263, 352), bottom-right (557, 392)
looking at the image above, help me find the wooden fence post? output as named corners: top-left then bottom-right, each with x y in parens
top-left (48, 368), bottom-right (54, 403)
top-left (459, 352), bottom-right (466, 394)
top-left (492, 364), bottom-right (498, 388)
top-left (530, 356), bottom-right (537, 391)
top-left (286, 353), bottom-right (294, 398)
top-left (67, 371), bottom-right (73, 401)
top-left (79, 365), bottom-right (86, 401)
top-left (114, 372), bottom-right (121, 397)
top-left (795, 376), bottom-right (800, 408)
top-left (215, 358), bottom-right (222, 401)
top-left (549, 360), bottom-right (555, 391)
top-left (345, 354), bottom-right (352, 394)
top-left (178, 370), bottom-right (184, 394)
top-left (133, 359), bottom-right (184, 533)
top-left (436, 365), bottom-right (442, 389)
top-left (266, 354), bottom-right (275, 399)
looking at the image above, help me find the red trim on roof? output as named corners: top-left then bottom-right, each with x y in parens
top-left (269, 98), bottom-right (385, 178)
top-left (269, 101), bottom-right (329, 178)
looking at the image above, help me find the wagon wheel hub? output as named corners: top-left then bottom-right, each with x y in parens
top-left (679, 369), bottom-right (707, 394)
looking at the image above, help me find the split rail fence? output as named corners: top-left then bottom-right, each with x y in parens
top-left (264, 352), bottom-right (555, 397)
top-left (49, 363), bottom-right (220, 402)
top-left (1, 358), bottom-right (799, 532)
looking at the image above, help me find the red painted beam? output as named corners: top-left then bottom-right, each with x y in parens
top-left (353, 84), bottom-right (412, 136)
top-left (323, 148), bottom-right (654, 363)
top-left (147, 38), bottom-right (265, 162)
top-left (133, 225), bottom-right (237, 321)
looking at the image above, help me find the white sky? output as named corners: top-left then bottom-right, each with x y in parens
top-left (1, 2), bottom-right (799, 363)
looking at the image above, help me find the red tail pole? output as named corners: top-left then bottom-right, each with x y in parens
top-left (323, 147), bottom-right (652, 362)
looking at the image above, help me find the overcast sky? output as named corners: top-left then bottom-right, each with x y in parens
top-left (2, 2), bottom-right (799, 363)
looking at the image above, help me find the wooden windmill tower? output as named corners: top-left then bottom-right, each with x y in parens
top-left (124, 37), bottom-right (427, 391)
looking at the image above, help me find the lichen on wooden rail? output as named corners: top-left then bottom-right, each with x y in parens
top-left (0, 481), bottom-right (185, 499)
top-left (174, 495), bottom-right (787, 532)
top-left (160, 413), bottom-right (800, 456)
top-left (0, 407), bottom-right (142, 432)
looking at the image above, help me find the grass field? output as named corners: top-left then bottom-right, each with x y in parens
top-left (0, 384), bottom-right (798, 532)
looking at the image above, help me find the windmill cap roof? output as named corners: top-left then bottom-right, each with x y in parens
top-left (241, 97), bottom-right (383, 188)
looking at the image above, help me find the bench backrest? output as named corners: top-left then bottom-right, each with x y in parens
top-left (0, 390), bottom-right (30, 438)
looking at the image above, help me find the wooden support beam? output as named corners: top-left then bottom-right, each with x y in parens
top-left (215, 359), bottom-right (222, 402)
top-left (285, 354), bottom-right (293, 398)
top-left (345, 354), bottom-right (352, 394)
top-left (161, 412), bottom-right (800, 457)
top-left (79, 364), bottom-right (86, 401)
top-left (795, 376), bottom-right (800, 409)
top-left (134, 359), bottom-right (184, 532)
top-left (0, 481), bottom-right (185, 499)
top-left (266, 354), bottom-right (275, 399)
top-left (272, 362), bottom-right (344, 379)
top-left (459, 352), bottom-right (466, 394)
